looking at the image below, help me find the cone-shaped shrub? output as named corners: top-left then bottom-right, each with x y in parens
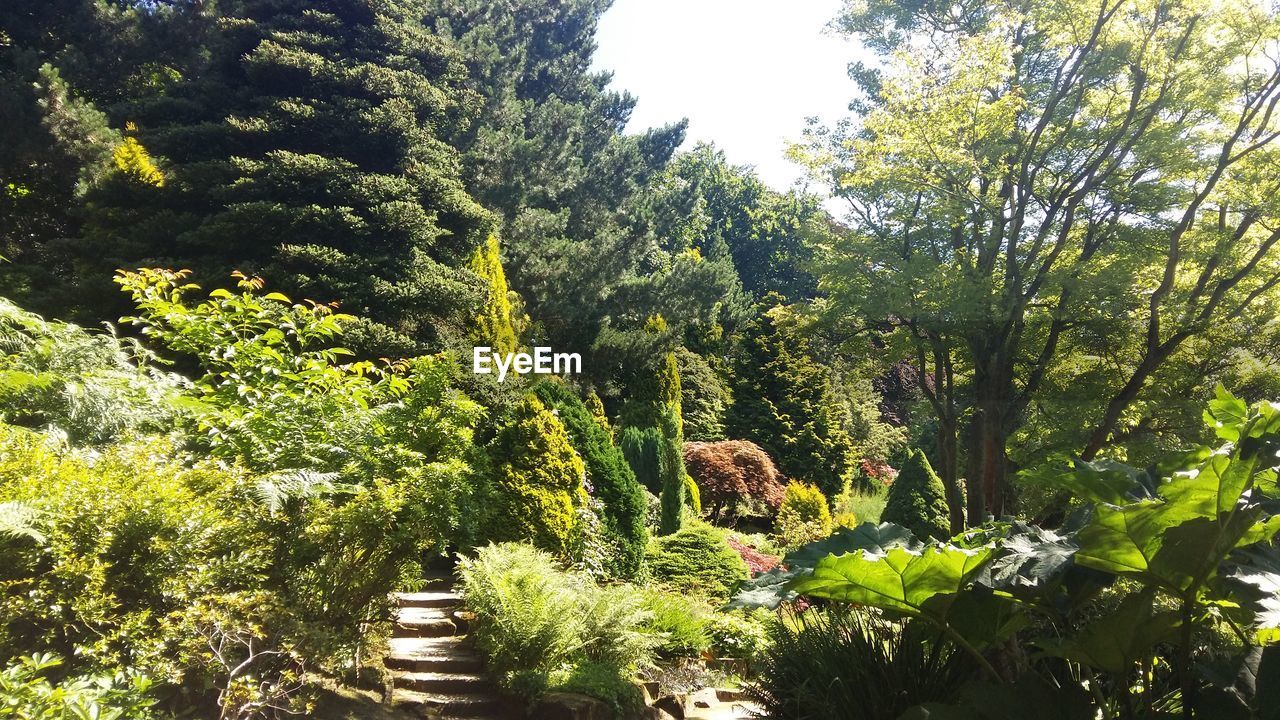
top-left (882, 449), bottom-right (950, 541)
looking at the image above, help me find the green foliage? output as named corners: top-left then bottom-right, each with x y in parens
top-left (488, 396), bottom-right (587, 557)
top-left (67, 0), bottom-right (494, 355)
top-left (0, 653), bottom-right (162, 720)
top-left (763, 389), bottom-right (1280, 716)
top-left (774, 481), bottom-right (834, 549)
top-left (746, 608), bottom-right (974, 720)
top-left (883, 449), bottom-right (951, 542)
top-left (620, 426), bottom-right (664, 494)
top-left (705, 609), bottom-right (772, 660)
top-left (470, 234), bottom-right (520, 356)
top-left (645, 523), bottom-right (749, 601)
top-left (0, 297), bottom-right (185, 445)
top-left (637, 590), bottom-right (711, 658)
top-left (726, 297), bottom-right (855, 498)
top-left (532, 381), bottom-right (648, 579)
top-left (674, 347), bottom-right (729, 442)
top-left (658, 409), bottom-right (687, 535)
top-left (457, 543), bottom-right (657, 711)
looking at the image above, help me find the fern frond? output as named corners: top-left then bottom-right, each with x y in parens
top-left (0, 501), bottom-right (46, 544)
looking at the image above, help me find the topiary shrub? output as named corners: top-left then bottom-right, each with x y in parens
top-left (773, 481), bottom-right (832, 549)
top-left (532, 381), bottom-right (648, 579)
top-left (488, 395), bottom-right (587, 556)
top-left (645, 523), bottom-right (749, 601)
top-left (683, 440), bottom-right (787, 520)
top-left (882, 448), bottom-right (950, 541)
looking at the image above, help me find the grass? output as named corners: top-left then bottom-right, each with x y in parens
top-left (835, 487), bottom-right (888, 525)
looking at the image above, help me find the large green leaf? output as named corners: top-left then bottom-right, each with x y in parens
top-left (790, 544), bottom-right (994, 619)
top-left (729, 522), bottom-right (920, 609)
top-left (1223, 547), bottom-right (1280, 644)
top-left (1019, 456), bottom-right (1158, 505)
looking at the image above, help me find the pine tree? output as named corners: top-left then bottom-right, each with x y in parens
top-left (882, 449), bottom-right (951, 542)
top-left (657, 407), bottom-right (686, 536)
top-left (489, 394), bottom-right (587, 556)
top-left (726, 295), bottom-right (855, 498)
top-left (67, 0), bottom-right (495, 355)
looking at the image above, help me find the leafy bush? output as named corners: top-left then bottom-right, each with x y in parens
top-left (646, 523), bottom-right (749, 601)
top-left (746, 608), bottom-right (973, 720)
top-left (0, 653), bottom-right (162, 720)
top-left (533, 381), bottom-right (648, 579)
top-left (706, 610), bottom-right (772, 660)
top-left (488, 395), bottom-right (587, 556)
top-left (882, 449), bottom-right (950, 541)
top-left (774, 481), bottom-right (832, 548)
top-left (683, 440), bottom-right (787, 520)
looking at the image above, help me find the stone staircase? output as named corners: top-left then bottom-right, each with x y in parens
top-left (385, 572), bottom-right (511, 718)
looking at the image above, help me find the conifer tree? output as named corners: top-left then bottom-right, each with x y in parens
top-left (469, 234), bottom-right (519, 356)
top-left (489, 395), bottom-right (587, 556)
top-left (68, 0), bottom-right (495, 355)
top-left (726, 295), bottom-right (855, 498)
top-left (533, 382), bottom-right (647, 578)
top-left (882, 449), bottom-right (951, 542)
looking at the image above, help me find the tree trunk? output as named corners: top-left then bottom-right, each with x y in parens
top-left (936, 418), bottom-right (965, 534)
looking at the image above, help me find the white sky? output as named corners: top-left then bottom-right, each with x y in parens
top-left (591, 0), bottom-right (866, 195)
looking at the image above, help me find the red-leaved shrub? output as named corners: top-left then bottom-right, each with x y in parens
top-left (726, 536), bottom-right (781, 576)
top-left (684, 440), bottom-right (787, 519)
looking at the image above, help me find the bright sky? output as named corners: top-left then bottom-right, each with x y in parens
top-left (592, 0), bottom-right (867, 195)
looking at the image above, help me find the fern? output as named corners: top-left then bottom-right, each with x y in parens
top-left (0, 501), bottom-right (45, 544)
top-left (252, 470), bottom-right (352, 516)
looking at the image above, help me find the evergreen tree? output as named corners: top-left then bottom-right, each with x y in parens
top-left (65, 0), bottom-right (495, 355)
top-left (726, 295), bottom-right (855, 498)
top-left (619, 426), bottom-right (663, 495)
top-left (657, 407), bottom-right (686, 535)
top-left (427, 0), bottom-right (742, 386)
top-left (676, 347), bottom-right (729, 442)
top-left (532, 381), bottom-right (647, 579)
top-left (489, 394), bottom-right (587, 556)
top-left (469, 234), bottom-right (520, 355)
top-left (882, 449), bottom-right (950, 542)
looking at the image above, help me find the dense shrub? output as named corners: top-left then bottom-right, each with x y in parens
top-left (725, 536), bottom-right (781, 576)
top-left (747, 608), bottom-right (973, 720)
top-left (638, 590), bottom-right (711, 657)
top-left (488, 396), bottom-right (587, 556)
top-left (882, 449), bottom-right (950, 541)
top-left (683, 440), bottom-right (786, 519)
top-left (645, 523), bottom-right (749, 600)
top-left (773, 481), bottom-right (832, 549)
top-left (706, 609), bottom-right (772, 660)
top-left (533, 381), bottom-right (648, 579)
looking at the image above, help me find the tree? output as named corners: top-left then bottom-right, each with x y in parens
top-left (726, 296), bottom-right (855, 499)
top-left (683, 440), bottom-right (786, 520)
top-left (804, 0), bottom-right (1280, 523)
top-left (488, 394), bottom-right (587, 557)
top-left (657, 407), bottom-right (686, 535)
top-left (469, 234), bottom-right (521, 356)
top-left (882, 449), bottom-right (950, 542)
top-left (65, 0), bottom-right (495, 356)
top-left (532, 381), bottom-right (647, 579)
top-left (675, 347), bottom-right (730, 442)
top-left (427, 0), bottom-right (744, 388)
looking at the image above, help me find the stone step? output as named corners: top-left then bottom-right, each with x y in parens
top-left (386, 635), bottom-right (484, 674)
top-left (393, 607), bottom-right (465, 638)
top-left (393, 670), bottom-right (493, 694)
top-left (391, 689), bottom-right (506, 718)
top-left (396, 590), bottom-right (461, 609)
